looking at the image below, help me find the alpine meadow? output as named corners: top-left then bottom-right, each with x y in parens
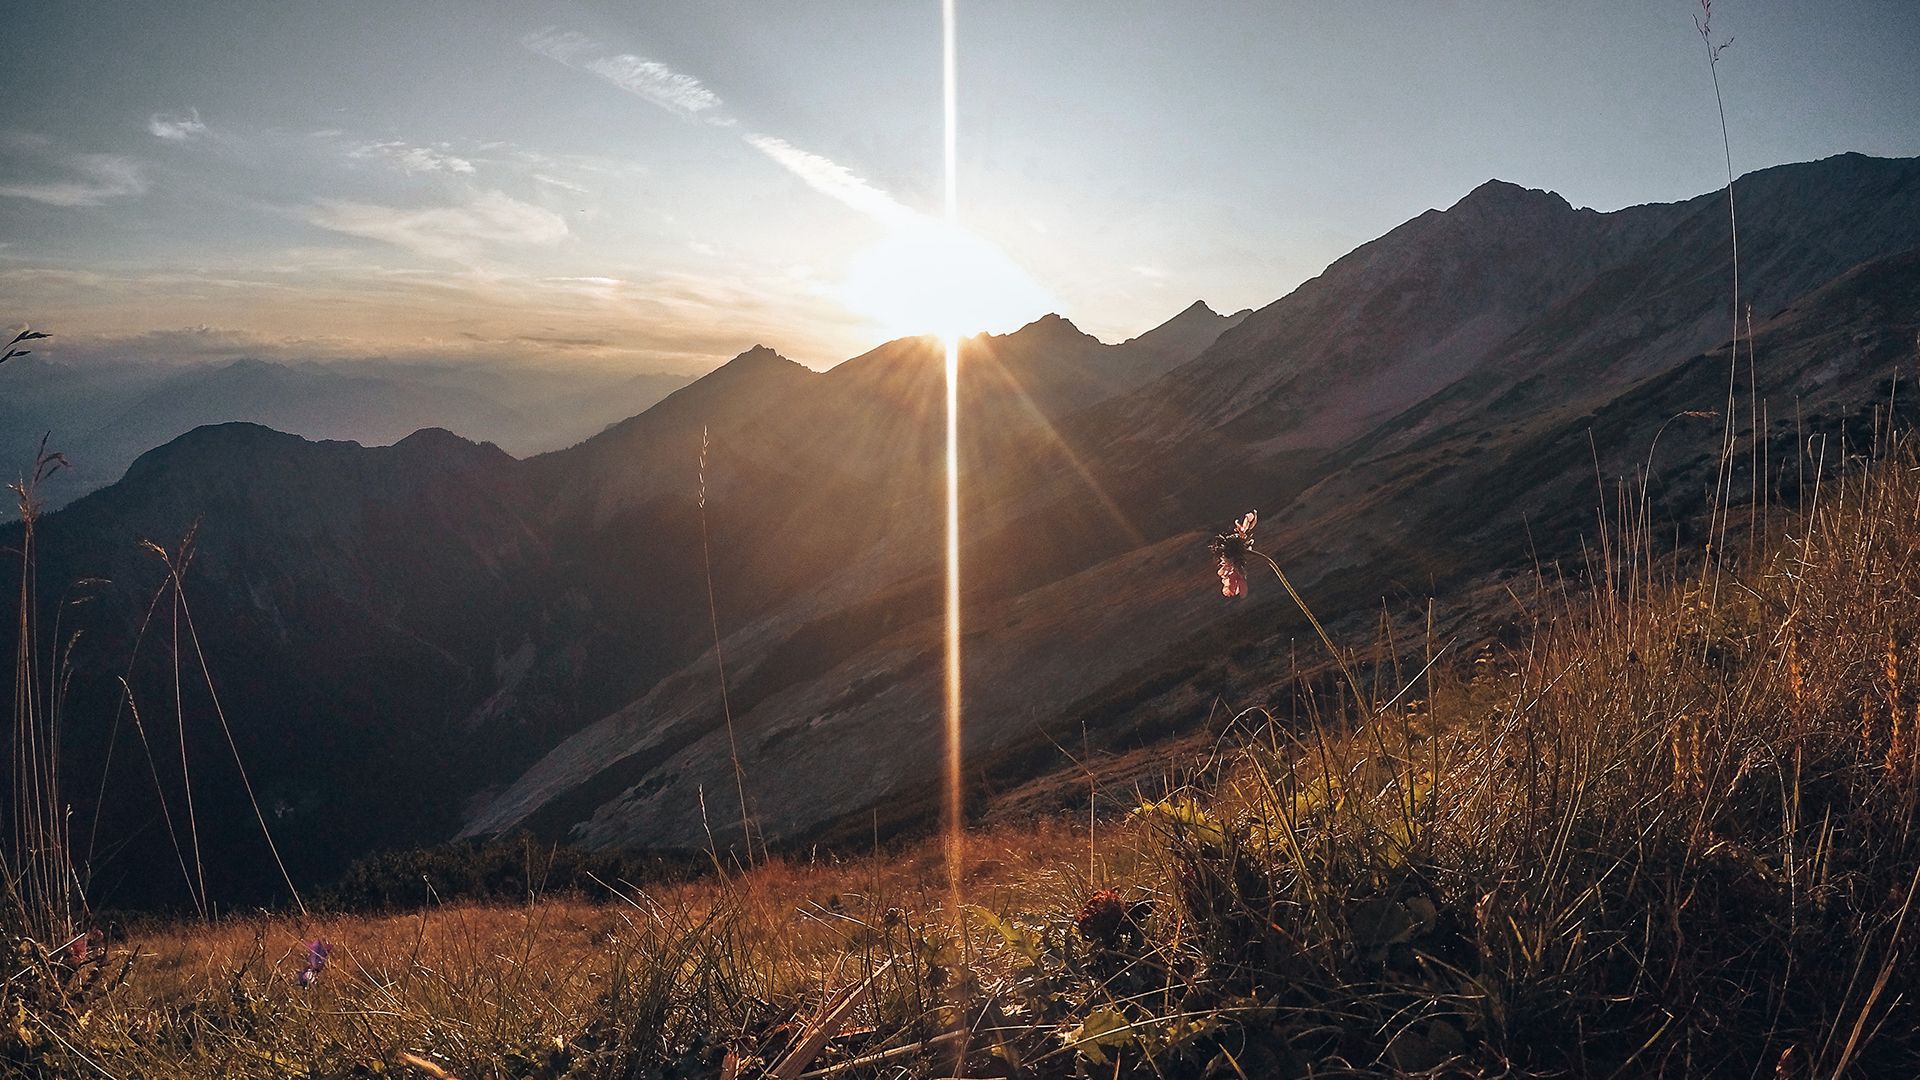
top-left (7, 3), bottom-right (1920, 1077)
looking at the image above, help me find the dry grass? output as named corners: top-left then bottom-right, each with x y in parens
top-left (6, 820), bottom-right (1119, 1078)
top-left (11, 454), bottom-right (1920, 1077)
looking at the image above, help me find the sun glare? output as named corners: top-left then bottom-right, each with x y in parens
top-left (840, 219), bottom-right (1053, 341)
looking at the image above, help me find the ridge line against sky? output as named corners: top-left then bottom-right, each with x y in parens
top-left (2, 1), bottom-right (1917, 375)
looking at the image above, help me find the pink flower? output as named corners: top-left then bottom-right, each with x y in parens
top-left (295, 939), bottom-right (332, 987)
top-left (1208, 511), bottom-right (1257, 598)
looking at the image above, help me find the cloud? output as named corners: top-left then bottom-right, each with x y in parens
top-left (75, 324), bottom-right (320, 359)
top-left (524, 28), bottom-right (728, 123)
top-left (521, 29), bottom-right (923, 234)
top-left (305, 190), bottom-right (569, 260)
top-left (148, 109), bottom-right (208, 141)
top-left (0, 139), bottom-right (148, 206)
top-left (1131, 265), bottom-right (1169, 279)
top-left (743, 134), bottom-right (916, 227)
top-left (586, 55), bottom-right (729, 120)
top-left (532, 172), bottom-right (589, 194)
top-left (0, 246), bottom-right (882, 373)
top-left (348, 139), bottom-right (476, 175)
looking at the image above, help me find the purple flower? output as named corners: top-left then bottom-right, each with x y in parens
top-left (296, 939), bottom-right (332, 987)
top-left (1208, 511), bottom-right (1257, 598)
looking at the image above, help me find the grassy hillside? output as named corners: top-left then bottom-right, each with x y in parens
top-left (10, 430), bottom-right (1920, 1077)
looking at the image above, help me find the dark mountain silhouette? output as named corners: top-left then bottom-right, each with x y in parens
top-left (9, 152), bottom-right (1920, 906)
top-left (79, 360), bottom-right (525, 489)
top-left (0, 357), bottom-right (695, 506)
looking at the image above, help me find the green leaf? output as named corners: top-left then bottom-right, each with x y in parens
top-left (1068, 1007), bottom-right (1134, 1066)
top-left (1349, 898), bottom-right (1417, 947)
top-left (965, 905), bottom-right (1043, 963)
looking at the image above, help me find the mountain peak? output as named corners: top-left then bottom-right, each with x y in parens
top-left (1449, 179), bottom-right (1573, 215)
top-left (393, 426), bottom-right (474, 452)
top-left (1011, 312), bottom-right (1091, 339)
top-left (701, 344), bottom-right (807, 382)
top-left (121, 421), bottom-right (303, 481)
top-left (1123, 300), bottom-right (1241, 348)
top-left (723, 344), bottom-right (790, 368)
top-left (672, 344), bottom-right (804, 396)
top-left (391, 426), bottom-right (515, 467)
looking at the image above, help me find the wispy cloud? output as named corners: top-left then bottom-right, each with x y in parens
top-left (2, 261), bottom-right (866, 372)
top-left (1131, 265), bottom-right (1169, 280)
top-left (532, 172), bottom-right (589, 194)
top-left (348, 139), bottom-right (476, 175)
top-left (743, 134), bottom-right (916, 227)
top-left (520, 27), bottom-right (924, 231)
top-left (148, 109), bottom-right (208, 141)
top-left (306, 190), bottom-right (568, 260)
top-left (0, 135), bottom-right (148, 206)
top-left (524, 28), bottom-right (729, 123)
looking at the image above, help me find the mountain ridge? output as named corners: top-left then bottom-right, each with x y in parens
top-left (11, 151), bottom-right (1918, 903)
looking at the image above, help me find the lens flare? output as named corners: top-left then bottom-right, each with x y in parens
top-left (940, 0), bottom-right (964, 912)
top-left (839, 220), bottom-right (1052, 340)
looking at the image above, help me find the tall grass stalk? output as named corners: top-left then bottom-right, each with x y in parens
top-left (699, 426), bottom-right (757, 862)
top-left (5, 437), bottom-right (75, 944)
top-left (1694, 0), bottom-right (1753, 615)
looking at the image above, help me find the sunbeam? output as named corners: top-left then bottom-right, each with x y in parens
top-left (940, 0), bottom-right (965, 913)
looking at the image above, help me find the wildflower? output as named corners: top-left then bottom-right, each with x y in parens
top-left (1075, 888), bottom-right (1149, 947)
top-left (1208, 511), bottom-right (1257, 598)
top-left (295, 939), bottom-right (332, 987)
top-left (1076, 889), bottom-right (1126, 945)
top-left (63, 929), bottom-right (102, 966)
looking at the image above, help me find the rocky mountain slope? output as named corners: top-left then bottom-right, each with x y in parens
top-left (9, 152), bottom-right (1918, 905)
top-left (466, 153), bottom-right (1920, 852)
top-left (7, 299), bottom-right (1246, 904)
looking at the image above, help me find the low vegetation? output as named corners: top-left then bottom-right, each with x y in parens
top-left (5, 426), bottom-right (1920, 1077)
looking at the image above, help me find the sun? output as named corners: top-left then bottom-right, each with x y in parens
top-left (839, 219), bottom-right (1054, 341)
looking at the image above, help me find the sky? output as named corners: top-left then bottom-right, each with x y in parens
top-left (3, 0), bottom-right (1918, 374)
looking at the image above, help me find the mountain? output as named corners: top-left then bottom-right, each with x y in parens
top-left (6, 301), bottom-right (1235, 905)
top-left (10, 152), bottom-right (1918, 905)
top-left (0, 357), bottom-right (696, 506)
top-left (464, 153), bottom-right (1920, 853)
top-left (1, 355), bottom-right (174, 498)
top-left (73, 359), bottom-right (524, 490)
top-left (1105, 300), bottom-right (1252, 388)
top-left (0, 397), bottom-right (27, 454)
top-left (525, 369), bottom-right (705, 451)
top-left (1132, 154), bottom-right (1920, 458)
top-left (23, 422), bottom-right (548, 901)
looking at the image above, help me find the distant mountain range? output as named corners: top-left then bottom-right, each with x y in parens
top-left (0, 355), bottom-right (695, 505)
top-left (9, 152), bottom-right (1919, 908)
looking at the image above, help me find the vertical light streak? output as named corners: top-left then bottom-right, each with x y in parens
top-left (940, 0), bottom-right (965, 908)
